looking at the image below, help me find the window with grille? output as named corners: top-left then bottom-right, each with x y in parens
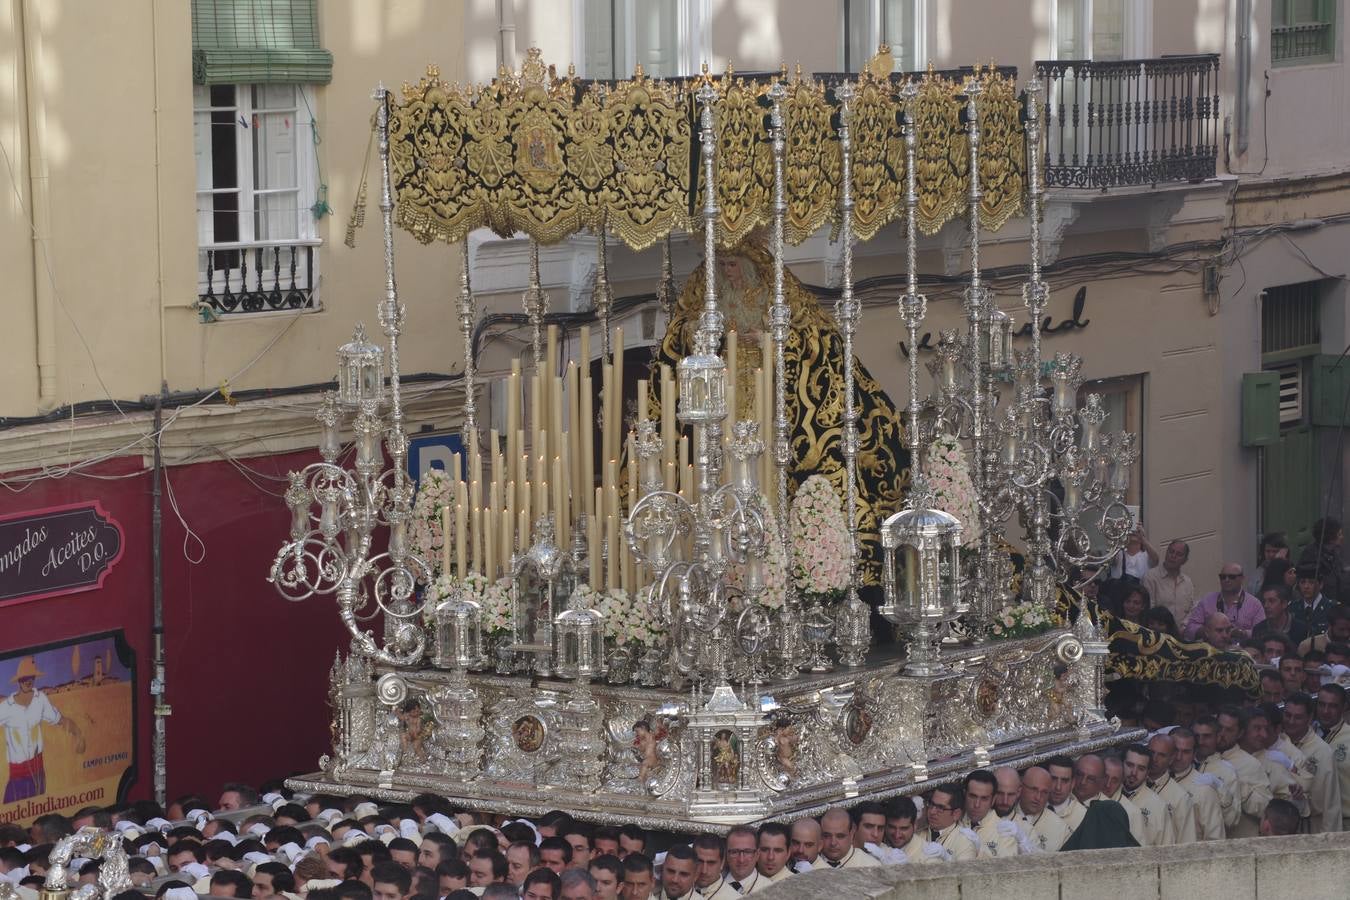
top-left (193, 83), bottom-right (320, 314)
top-left (1261, 280), bottom-right (1322, 359)
top-left (191, 0), bottom-right (329, 315)
top-left (1273, 0), bottom-right (1337, 65)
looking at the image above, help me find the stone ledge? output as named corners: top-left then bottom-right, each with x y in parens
top-left (757, 833), bottom-right (1350, 900)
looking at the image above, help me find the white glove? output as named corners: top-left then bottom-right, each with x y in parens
top-left (262, 792), bottom-right (284, 806)
top-left (921, 842), bottom-right (952, 861)
top-left (399, 818), bottom-right (421, 839)
top-left (791, 859), bottom-right (814, 873)
top-left (276, 842), bottom-right (305, 864)
top-left (863, 842), bottom-right (907, 865)
top-left (999, 820), bottom-right (1039, 855)
top-left (1191, 773), bottom-right (1220, 789)
top-left (1264, 750), bottom-right (1294, 771)
top-left (425, 813), bottom-right (460, 836)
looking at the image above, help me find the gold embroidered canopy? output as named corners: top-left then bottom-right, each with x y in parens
top-left (388, 49), bottom-right (1026, 250)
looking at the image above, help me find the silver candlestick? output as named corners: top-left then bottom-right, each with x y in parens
top-left (834, 80), bottom-right (871, 667)
top-left (766, 77), bottom-right (803, 677)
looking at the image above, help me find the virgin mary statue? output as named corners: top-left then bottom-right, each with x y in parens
top-left (649, 239), bottom-right (909, 586)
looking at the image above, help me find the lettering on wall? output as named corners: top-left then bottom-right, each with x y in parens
top-left (0, 503), bottom-right (125, 606)
top-left (898, 286), bottom-right (1092, 357)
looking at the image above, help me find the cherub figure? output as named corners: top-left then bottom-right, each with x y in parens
top-left (633, 719), bottom-right (663, 785)
top-left (772, 717), bottom-right (800, 779)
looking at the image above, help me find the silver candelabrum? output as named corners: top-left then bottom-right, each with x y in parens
top-left (625, 78), bottom-right (775, 689)
top-left (883, 75), bottom-right (1137, 656)
top-left (269, 84), bottom-right (432, 667)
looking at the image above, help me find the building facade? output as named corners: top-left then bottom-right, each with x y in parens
top-left (0, 0), bottom-right (1346, 809)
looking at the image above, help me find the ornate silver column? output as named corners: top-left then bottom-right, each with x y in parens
top-left (834, 80), bottom-right (871, 667)
top-left (523, 239), bottom-right (548, 368)
top-left (766, 77), bottom-right (802, 677)
top-left (1020, 76), bottom-right (1055, 614)
top-left (961, 76), bottom-right (998, 642)
top-left (457, 243), bottom-right (479, 460)
top-left (594, 225), bottom-right (614, 360)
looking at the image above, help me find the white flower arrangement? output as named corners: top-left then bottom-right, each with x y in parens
top-left (596, 585), bottom-right (667, 649)
top-left (989, 601), bottom-right (1060, 640)
top-left (788, 474), bottom-right (851, 600)
top-left (463, 572), bottom-right (514, 638)
top-left (924, 433), bottom-right (981, 546)
top-left (725, 506), bottom-right (788, 611)
top-left (410, 467), bottom-right (454, 579)
top-left (420, 574), bottom-right (459, 626)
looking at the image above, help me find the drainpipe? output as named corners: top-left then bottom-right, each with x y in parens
top-left (1235, 0), bottom-right (1251, 155)
top-left (19, 0), bottom-right (58, 409)
top-left (496, 0), bottom-right (517, 73)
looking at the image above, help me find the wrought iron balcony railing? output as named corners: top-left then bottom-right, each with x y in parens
top-left (1034, 54), bottom-right (1220, 190)
top-left (197, 240), bottom-right (320, 316)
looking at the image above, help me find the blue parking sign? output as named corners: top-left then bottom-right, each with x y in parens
top-left (407, 432), bottom-right (466, 487)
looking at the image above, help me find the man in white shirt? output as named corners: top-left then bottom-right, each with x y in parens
top-left (961, 770), bottom-right (1023, 857)
top-left (1012, 767), bottom-right (1070, 852)
top-left (1119, 745), bottom-right (1175, 846)
top-left (0, 657), bottom-right (84, 804)
top-left (1170, 727), bottom-right (1227, 841)
top-left (920, 784), bottom-right (979, 862)
top-left (753, 824), bottom-right (791, 884)
top-left (815, 808), bottom-right (878, 870)
top-left (707, 828), bottom-right (764, 896)
top-left (1145, 733), bottom-right (1197, 843)
top-left (1282, 692), bottom-right (1341, 833)
top-left (1213, 708), bottom-right (1276, 837)
top-left (1045, 756), bottom-right (1083, 832)
top-left (1100, 756), bottom-right (1146, 845)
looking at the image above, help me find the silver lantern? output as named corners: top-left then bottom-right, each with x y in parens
top-left (511, 514), bottom-right (575, 676)
top-left (879, 475), bottom-right (964, 676)
top-left (336, 323), bottom-right (385, 409)
top-left (433, 592), bottom-right (485, 671)
top-left (677, 342), bottom-right (728, 427)
top-left (554, 591), bottom-right (606, 681)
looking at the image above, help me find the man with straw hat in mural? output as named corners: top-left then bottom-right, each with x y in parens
top-left (0, 655), bottom-right (85, 803)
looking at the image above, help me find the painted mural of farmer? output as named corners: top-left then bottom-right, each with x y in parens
top-left (0, 656), bottom-right (85, 803)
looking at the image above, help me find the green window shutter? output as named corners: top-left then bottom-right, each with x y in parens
top-left (192, 0), bottom-right (332, 85)
top-left (1310, 353), bottom-right (1350, 427)
top-left (1242, 371), bottom-right (1281, 446)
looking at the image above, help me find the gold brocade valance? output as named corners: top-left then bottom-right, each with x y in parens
top-left (388, 50), bottom-right (1027, 250)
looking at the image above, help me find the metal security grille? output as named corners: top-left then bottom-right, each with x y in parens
top-left (1273, 0), bottom-right (1337, 65)
top-left (1262, 280), bottom-right (1321, 357)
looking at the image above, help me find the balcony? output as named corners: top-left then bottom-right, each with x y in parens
top-left (197, 239), bottom-right (320, 317)
top-left (1033, 54), bottom-right (1221, 191)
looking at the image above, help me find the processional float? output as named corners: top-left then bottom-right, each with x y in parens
top-left (270, 50), bottom-right (1140, 828)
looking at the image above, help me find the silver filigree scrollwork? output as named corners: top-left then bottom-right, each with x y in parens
top-left (268, 85), bottom-right (431, 667)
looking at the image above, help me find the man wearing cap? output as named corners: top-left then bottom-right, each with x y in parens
top-left (0, 656), bottom-right (84, 803)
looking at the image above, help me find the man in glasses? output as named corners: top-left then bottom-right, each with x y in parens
top-left (921, 785), bottom-right (979, 862)
top-left (1183, 563), bottom-right (1266, 643)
